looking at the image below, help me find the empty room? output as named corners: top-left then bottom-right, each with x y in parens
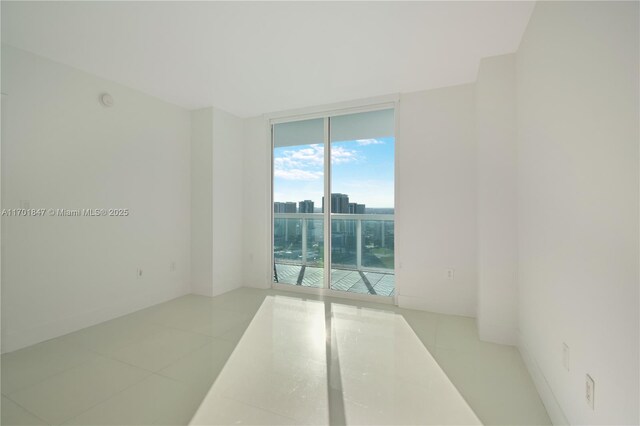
top-left (1, 1), bottom-right (638, 425)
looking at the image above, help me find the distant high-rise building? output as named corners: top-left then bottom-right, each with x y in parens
top-left (274, 202), bottom-right (297, 213)
top-left (349, 203), bottom-right (366, 214)
top-left (322, 193), bottom-right (350, 213)
top-left (299, 200), bottom-right (314, 213)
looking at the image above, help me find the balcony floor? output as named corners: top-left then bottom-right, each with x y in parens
top-left (274, 263), bottom-right (395, 296)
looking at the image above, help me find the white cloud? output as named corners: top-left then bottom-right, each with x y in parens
top-left (274, 144), bottom-right (323, 167)
top-left (287, 145), bottom-right (324, 166)
top-left (356, 139), bottom-right (384, 146)
top-left (331, 146), bottom-right (358, 164)
top-left (274, 144), bottom-right (359, 180)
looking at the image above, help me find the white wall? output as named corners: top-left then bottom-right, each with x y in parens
top-left (190, 107), bottom-right (245, 296)
top-left (242, 116), bottom-right (271, 289)
top-left (190, 108), bottom-right (214, 295)
top-left (516, 2), bottom-right (639, 425)
top-left (395, 85), bottom-right (477, 316)
top-left (211, 108), bottom-right (244, 295)
top-left (475, 54), bottom-right (518, 344)
top-left (1, 45), bottom-right (191, 353)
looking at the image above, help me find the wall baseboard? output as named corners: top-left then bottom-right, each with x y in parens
top-left (518, 333), bottom-right (570, 425)
top-left (1, 285), bottom-right (190, 354)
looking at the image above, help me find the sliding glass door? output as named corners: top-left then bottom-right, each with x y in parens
top-left (329, 110), bottom-right (395, 296)
top-left (272, 118), bottom-right (325, 287)
top-left (272, 108), bottom-right (395, 298)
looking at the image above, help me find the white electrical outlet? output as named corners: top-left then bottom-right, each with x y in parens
top-left (586, 374), bottom-right (595, 409)
top-left (446, 269), bottom-right (455, 280)
top-left (562, 342), bottom-right (570, 371)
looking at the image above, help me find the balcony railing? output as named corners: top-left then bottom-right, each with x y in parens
top-left (274, 212), bottom-right (394, 273)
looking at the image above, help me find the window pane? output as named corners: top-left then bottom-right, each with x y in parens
top-left (329, 109), bottom-right (395, 296)
top-left (272, 118), bottom-right (324, 288)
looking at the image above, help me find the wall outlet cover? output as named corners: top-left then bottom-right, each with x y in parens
top-left (446, 269), bottom-right (455, 280)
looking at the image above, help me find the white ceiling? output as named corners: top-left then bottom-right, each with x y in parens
top-left (2, 1), bottom-right (535, 117)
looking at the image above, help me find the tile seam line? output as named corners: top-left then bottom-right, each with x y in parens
top-left (58, 372), bottom-right (184, 426)
top-left (325, 301), bottom-right (346, 426)
top-left (3, 346), bottom-right (100, 396)
top-left (2, 393), bottom-right (51, 425)
top-left (212, 394), bottom-right (302, 424)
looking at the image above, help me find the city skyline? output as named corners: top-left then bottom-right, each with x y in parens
top-left (274, 193), bottom-right (370, 214)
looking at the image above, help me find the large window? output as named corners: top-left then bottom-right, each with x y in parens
top-left (272, 108), bottom-right (395, 297)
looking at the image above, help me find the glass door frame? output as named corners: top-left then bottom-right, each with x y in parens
top-left (269, 97), bottom-right (398, 304)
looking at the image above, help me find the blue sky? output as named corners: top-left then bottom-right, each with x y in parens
top-left (273, 137), bottom-right (395, 208)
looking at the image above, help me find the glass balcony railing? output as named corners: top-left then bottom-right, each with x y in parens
top-left (274, 213), bottom-right (395, 296)
top-left (273, 213), bottom-right (325, 267)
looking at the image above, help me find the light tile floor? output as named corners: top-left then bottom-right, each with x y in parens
top-left (191, 296), bottom-right (330, 425)
top-left (332, 303), bottom-right (481, 425)
top-left (1, 288), bottom-right (551, 426)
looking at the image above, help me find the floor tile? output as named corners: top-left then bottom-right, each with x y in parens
top-left (333, 304), bottom-right (481, 426)
top-left (1, 396), bottom-right (47, 426)
top-left (214, 320), bottom-right (252, 345)
top-left (189, 310), bottom-right (254, 338)
top-left (9, 356), bottom-right (150, 425)
top-left (1, 339), bottom-right (97, 395)
top-left (58, 316), bottom-right (166, 357)
top-left (398, 308), bottom-right (439, 350)
top-left (192, 296), bottom-right (329, 425)
top-left (131, 301), bottom-right (213, 330)
top-left (434, 345), bottom-right (551, 425)
top-left (208, 289), bottom-right (267, 314)
top-left (435, 314), bottom-right (481, 351)
top-left (158, 338), bottom-right (236, 393)
top-left (122, 298), bottom-right (208, 327)
top-left (190, 395), bottom-right (300, 426)
top-left (109, 328), bottom-right (212, 372)
top-left (2, 287), bottom-right (551, 426)
top-left (63, 374), bottom-right (202, 426)
top-left (215, 368), bottom-right (328, 425)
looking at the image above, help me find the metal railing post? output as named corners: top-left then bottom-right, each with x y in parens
top-left (301, 217), bottom-right (307, 265)
top-left (356, 218), bottom-right (362, 270)
top-left (284, 218), bottom-right (288, 247)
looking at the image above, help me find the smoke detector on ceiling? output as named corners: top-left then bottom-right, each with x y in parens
top-left (99, 93), bottom-right (114, 107)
